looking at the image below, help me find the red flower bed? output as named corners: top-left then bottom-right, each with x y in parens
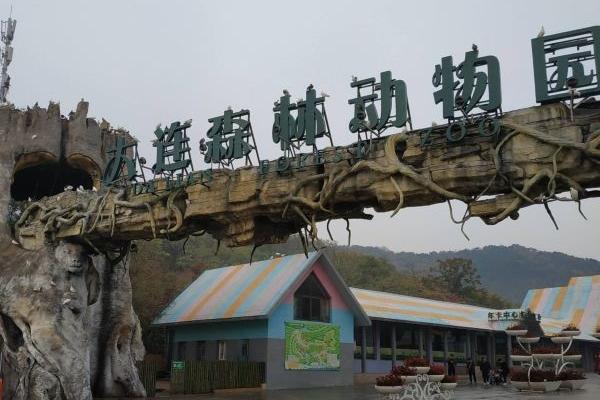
top-left (428, 364), bottom-right (445, 375)
top-left (404, 357), bottom-right (429, 367)
top-left (558, 370), bottom-right (586, 381)
top-left (511, 347), bottom-right (528, 356)
top-left (376, 373), bottom-right (404, 386)
top-left (531, 345), bottom-right (561, 354)
top-left (511, 368), bottom-right (558, 382)
top-left (391, 365), bottom-right (417, 376)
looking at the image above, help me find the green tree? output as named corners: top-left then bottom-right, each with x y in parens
top-left (429, 258), bottom-right (481, 296)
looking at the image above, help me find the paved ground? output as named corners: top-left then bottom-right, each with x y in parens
top-left (152, 374), bottom-right (600, 399)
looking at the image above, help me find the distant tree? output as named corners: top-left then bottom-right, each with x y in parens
top-left (428, 258), bottom-right (481, 296)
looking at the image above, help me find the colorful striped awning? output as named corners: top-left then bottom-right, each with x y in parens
top-left (522, 275), bottom-right (600, 340)
top-left (350, 287), bottom-right (496, 331)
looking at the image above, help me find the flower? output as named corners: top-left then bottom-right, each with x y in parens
top-left (441, 375), bottom-right (457, 383)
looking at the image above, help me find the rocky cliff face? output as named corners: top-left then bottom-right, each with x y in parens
top-left (0, 102), bottom-right (145, 399)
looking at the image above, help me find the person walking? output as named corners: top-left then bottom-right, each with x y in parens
top-left (480, 357), bottom-right (491, 384)
top-left (466, 357), bottom-right (477, 384)
top-left (447, 356), bottom-right (456, 376)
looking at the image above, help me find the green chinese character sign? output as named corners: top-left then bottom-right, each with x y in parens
top-left (203, 108), bottom-right (259, 168)
top-left (433, 46), bottom-right (502, 120)
top-left (532, 26), bottom-right (600, 103)
top-left (348, 71), bottom-right (411, 137)
top-left (272, 84), bottom-right (333, 156)
top-left (102, 136), bottom-right (138, 187)
top-left (153, 120), bottom-right (193, 176)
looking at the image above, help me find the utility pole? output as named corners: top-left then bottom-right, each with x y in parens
top-left (0, 10), bottom-right (16, 104)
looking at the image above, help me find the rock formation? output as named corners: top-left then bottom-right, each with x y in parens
top-left (0, 102), bottom-right (145, 399)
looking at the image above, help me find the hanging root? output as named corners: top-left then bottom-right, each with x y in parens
top-left (344, 218), bottom-right (351, 246)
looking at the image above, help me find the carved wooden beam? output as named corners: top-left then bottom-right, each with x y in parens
top-left (14, 102), bottom-right (600, 251)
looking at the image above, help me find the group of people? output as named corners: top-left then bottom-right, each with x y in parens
top-left (447, 356), bottom-right (509, 385)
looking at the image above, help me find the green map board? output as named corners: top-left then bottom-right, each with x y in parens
top-left (284, 321), bottom-right (340, 370)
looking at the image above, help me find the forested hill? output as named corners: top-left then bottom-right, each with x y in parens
top-left (349, 244), bottom-right (600, 301)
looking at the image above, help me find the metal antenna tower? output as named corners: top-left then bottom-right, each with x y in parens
top-left (0, 8), bottom-right (16, 104)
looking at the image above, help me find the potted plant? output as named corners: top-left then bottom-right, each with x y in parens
top-left (505, 323), bottom-right (528, 336)
top-left (391, 365), bottom-right (418, 383)
top-left (440, 375), bottom-right (457, 390)
top-left (531, 345), bottom-right (562, 360)
top-left (563, 346), bottom-right (582, 362)
top-left (517, 331), bottom-right (540, 344)
top-left (593, 327), bottom-right (600, 339)
top-left (375, 373), bottom-right (404, 394)
top-left (404, 357), bottom-right (430, 374)
top-left (511, 369), bottom-right (560, 392)
top-left (558, 369), bottom-right (586, 391)
top-left (560, 324), bottom-right (581, 337)
top-left (427, 363), bottom-right (445, 382)
top-left (550, 334), bottom-right (572, 344)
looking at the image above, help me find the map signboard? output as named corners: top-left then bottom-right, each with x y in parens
top-left (284, 321), bottom-right (340, 370)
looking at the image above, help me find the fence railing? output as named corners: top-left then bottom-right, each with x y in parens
top-left (136, 360), bottom-right (160, 397)
top-left (171, 360), bottom-right (265, 394)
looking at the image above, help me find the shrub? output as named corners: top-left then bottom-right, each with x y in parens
top-left (507, 323), bottom-right (527, 331)
top-left (428, 364), bottom-right (445, 375)
top-left (376, 374), bottom-right (404, 386)
top-left (391, 365), bottom-right (417, 376)
top-left (405, 357), bottom-right (429, 367)
top-left (441, 375), bottom-right (457, 383)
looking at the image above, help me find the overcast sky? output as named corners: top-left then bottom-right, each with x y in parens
top-left (4, 0), bottom-right (600, 260)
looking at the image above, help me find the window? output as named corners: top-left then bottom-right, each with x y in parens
top-left (241, 339), bottom-right (250, 362)
top-left (293, 273), bottom-right (331, 322)
top-left (176, 342), bottom-right (186, 360)
top-left (217, 340), bottom-right (227, 361)
top-left (195, 341), bottom-right (206, 361)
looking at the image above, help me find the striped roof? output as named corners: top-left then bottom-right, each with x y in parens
top-left (521, 275), bottom-right (600, 340)
top-left (350, 287), bottom-right (496, 331)
top-left (154, 251), bottom-right (370, 326)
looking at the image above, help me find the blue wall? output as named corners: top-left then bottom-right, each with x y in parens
top-left (267, 302), bottom-right (355, 343)
top-left (172, 304), bottom-right (355, 343)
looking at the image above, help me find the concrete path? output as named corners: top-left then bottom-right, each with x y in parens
top-left (153, 374), bottom-right (600, 399)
